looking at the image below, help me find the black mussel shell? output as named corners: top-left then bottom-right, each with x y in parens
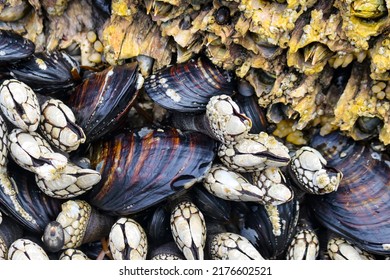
top-left (234, 92), bottom-right (268, 134)
top-left (92, 0), bottom-right (111, 16)
top-left (240, 199), bottom-right (300, 259)
top-left (0, 30), bottom-right (35, 64)
top-left (0, 162), bottom-right (61, 234)
top-left (87, 127), bottom-right (217, 215)
top-left (67, 62), bottom-right (141, 143)
top-left (191, 185), bottom-right (232, 223)
top-left (309, 132), bottom-right (390, 255)
top-left (0, 215), bottom-right (24, 248)
top-left (9, 50), bottom-right (80, 96)
top-left (146, 205), bottom-right (172, 247)
top-left (144, 56), bottom-right (235, 113)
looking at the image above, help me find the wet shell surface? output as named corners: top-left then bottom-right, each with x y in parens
top-left (87, 127), bottom-right (217, 215)
top-left (309, 132), bottom-right (390, 255)
top-left (240, 199), bottom-right (300, 259)
top-left (8, 51), bottom-right (80, 96)
top-left (0, 162), bottom-right (61, 234)
top-left (0, 30), bottom-right (35, 63)
top-left (144, 57), bottom-right (235, 113)
top-left (67, 62), bottom-right (142, 142)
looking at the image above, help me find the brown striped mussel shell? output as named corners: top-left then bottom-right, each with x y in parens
top-left (86, 127), bottom-right (217, 215)
top-left (309, 132), bottom-right (390, 255)
top-left (67, 62), bottom-right (143, 142)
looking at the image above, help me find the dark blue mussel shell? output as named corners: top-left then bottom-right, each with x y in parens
top-left (309, 132), bottom-right (390, 255)
top-left (67, 62), bottom-right (140, 143)
top-left (8, 50), bottom-right (80, 96)
top-left (0, 162), bottom-right (61, 234)
top-left (0, 30), bottom-right (35, 64)
top-left (239, 199), bottom-right (300, 259)
top-left (87, 127), bottom-right (217, 215)
top-left (144, 56), bottom-right (235, 113)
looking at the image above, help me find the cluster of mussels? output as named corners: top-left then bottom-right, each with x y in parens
top-left (0, 0), bottom-right (389, 261)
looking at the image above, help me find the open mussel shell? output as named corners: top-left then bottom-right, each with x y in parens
top-left (87, 127), bottom-right (217, 215)
top-left (8, 51), bottom-right (80, 97)
top-left (0, 30), bottom-right (35, 64)
top-left (0, 162), bottom-right (61, 234)
top-left (239, 199), bottom-right (299, 259)
top-left (67, 62), bottom-right (142, 142)
top-left (309, 132), bottom-right (390, 255)
top-left (144, 56), bottom-right (235, 113)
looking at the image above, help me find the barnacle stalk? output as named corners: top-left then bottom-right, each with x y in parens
top-left (203, 164), bottom-right (293, 206)
top-left (218, 132), bottom-right (291, 172)
top-left (59, 248), bottom-right (90, 260)
top-left (287, 146), bottom-right (343, 195)
top-left (149, 242), bottom-right (185, 260)
top-left (327, 236), bottom-right (376, 260)
top-left (43, 200), bottom-right (115, 251)
top-left (208, 232), bottom-right (264, 260)
top-left (109, 217), bottom-right (148, 260)
top-left (172, 95), bottom-right (252, 144)
top-left (8, 238), bottom-right (49, 260)
top-left (170, 200), bottom-right (206, 260)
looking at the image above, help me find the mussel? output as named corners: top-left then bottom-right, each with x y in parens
top-left (8, 51), bottom-right (80, 97)
top-left (239, 199), bottom-right (300, 259)
top-left (309, 131), bottom-right (390, 255)
top-left (0, 30), bottom-right (35, 64)
top-left (87, 127), bottom-right (217, 215)
top-left (144, 56), bottom-right (235, 113)
top-left (67, 62), bottom-right (143, 142)
top-left (0, 162), bottom-right (61, 233)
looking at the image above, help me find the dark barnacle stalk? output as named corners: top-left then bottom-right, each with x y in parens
top-left (43, 200), bottom-right (115, 252)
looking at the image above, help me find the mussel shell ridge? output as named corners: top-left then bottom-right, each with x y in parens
top-left (0, 163), bottom-right (61, 233)
top-left (0, 30), bottom-right (35, 63)
top-left (68, 62), bottom-right (140, 142)
top-left (87, 128), bottom-right (217, 215)
top-left (144, 57), bottom-right (235, 113)
top-left (240, 199), bottom-right (299, 259)
top-left (310, 132), bottom-right (390, 255)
